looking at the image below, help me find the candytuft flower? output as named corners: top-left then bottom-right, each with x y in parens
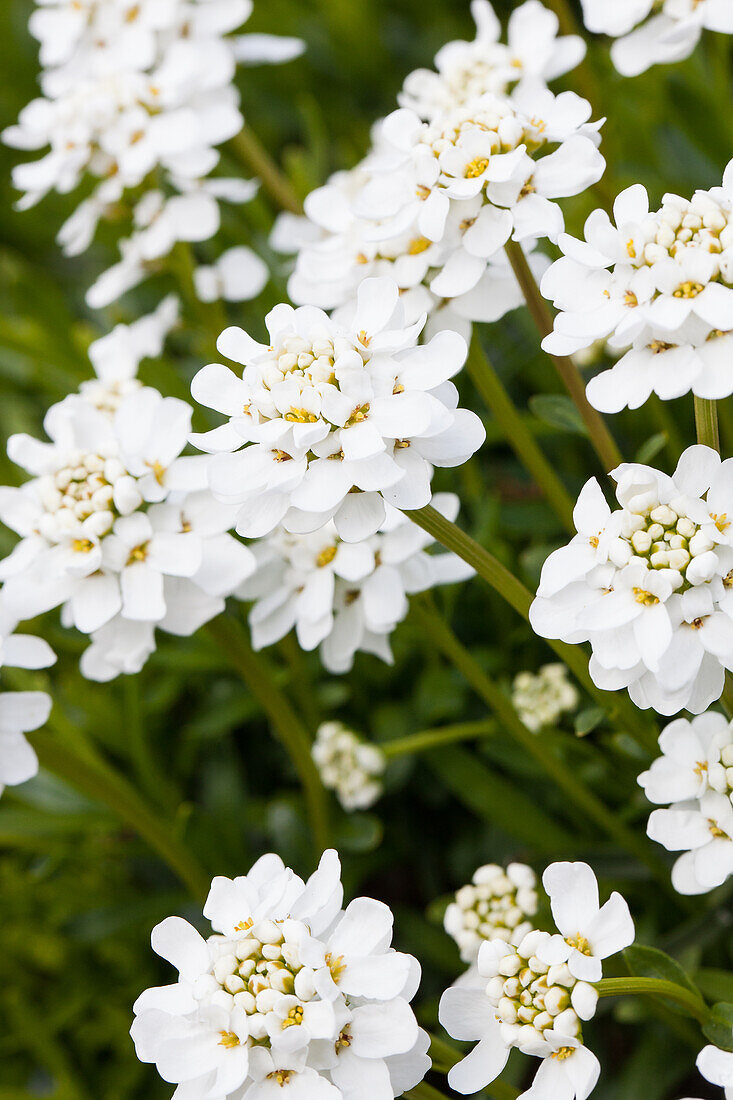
top-left (542, 164), bottom-right (733, 411)
top-left (312, 722), bottom-right (385, 811)
top-left (190, 277), bottom-right (485, 542)
top-left (512, 663), bottom-right (579, 732)
top-left (697, 1042), bottom-right (733, 1098)
top-left (131, 849), bottom-right (430, 1099)
top-left (235, 493), bottom-right (474, 673)
top-left (530, 446), bottom-right (733, 715)
top-left (580, 0), bottom-right (733, 78)
top-left (0, 607), bottom-right (55, 799)
top-left (444, 863), bottom-right (538, 964)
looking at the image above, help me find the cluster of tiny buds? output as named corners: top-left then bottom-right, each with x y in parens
top-left (207, 919), bottom-right (318, 1044)
top-left (445, 862), bottom-right (538, 963)
top-left (36, 453), bottom-right (138, 542)
top-left (600, 500), bottom-right (721, 588)
top-left (632, 192), bottom-right (733, 269)
top-left (312, 721), bottom-right (386, 811)
top-left (483, 931), bottom-right (597, 1055)
top-left (79, 377), bottom-right (143, 416)
top-left (423, 99), bottom-right (543, 164)
top-left (512, 664), bottom-right (579, 733)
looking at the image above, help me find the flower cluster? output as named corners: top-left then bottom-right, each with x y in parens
top-left (274, 2), bottom-right (600, 339)
top-left (444, 863), bottom-right (538, 965)
top-left (542, 165), bottom-right (733, 411)
top-left (0, 367), bottom-right (255, 680)
top-left (236, 493), bottom-right (473, 673)
top-left (399, 0), bottom-right (586, 120)
top-left (191, 278), bottom-right (485, 542)
top-left (580, 0), bottom-right (733, 77)
top-left (531, 446), bottom-right (733, 716)
top-left (312, 722), bottom-right (386, 811)
top-left (131, 849), bottom-right (430, 1100)
top-left (4, 0), bottom-right (300, 306)
top-left (0, 607), bottom-right (55, 799)
top-left (512, 663), bottom-right (580, 732)
top-left (640, 711), bottom-right (733, 895)
top-left (440, 862), bottom-right (634, 1100)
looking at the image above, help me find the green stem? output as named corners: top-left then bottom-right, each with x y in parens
top-left (168, 242), bottom-right (227, 350)
top-left (505, 240), bottom-right (623, 472)
top-left (230, 126), bottom-right (304, 215)
top-left (381, 719), bottom-right (498, 758)
top-left (596, 976), bottom-right (708, 1024)
top-left (413, 604), bottom-right (672, 886)
top-left (207, 616), bottom-right (330, 853)
top-left (406, 504), bottom-right (657, 751)
top-left (29, 729), bottom-right (210, 901)
top-left (722, 672), bottom-right (733, 719)
top-left (694, 396), bottom-right (720, 452)
top-left (466, 336), bottom-right (575, 532)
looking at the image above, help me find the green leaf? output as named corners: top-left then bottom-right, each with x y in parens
top-left (624, 944), bottom-right (701, 1011)
top-left (697, 969), bottom-right (733, 1004)
top-left (703, 1002), bottom-right (733, 1052)
top-left (528, 394), bottom-right (588, 436)
top-left (574, 706), bottom-right (605, 737)
top-left (634, 432), bottom-right (668, 464)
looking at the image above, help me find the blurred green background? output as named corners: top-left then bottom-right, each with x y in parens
top-left (1, 1), bottom-right (732, 1096)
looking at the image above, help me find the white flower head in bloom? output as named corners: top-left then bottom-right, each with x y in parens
top-left (641, 711), bottom-right (733, 894)
top-left (444, 863), bottom-right (538, 964)
top-left (530, 446), bottom-right (733, 716)
top-left (190, 278), bottom-right (485, 543)
top-left (312, 722), bottom-right (386, 811)
top-left (275, 154), bottom-right (551, 343)
top-left (512, 663), bottom-right (580, 732)
top-left (0, 604), bottom-right (55, 798)
top-left (542, 166), bottom-right (733, 411)
top-left (439, 862), bottom-right (632, 1100)
top-left (131, 849), bottom-right (430, 1100)
top-left (697, 1043), bottom-right (733, 1099)
top-left (538, 862), bottom-right (635, 982)
top-left (236, 493), bottom-right (474, 674)
top-left (79, 294), bottom-right (180, 414)
top-left (580, 0), bottom-right (733, 78)
top-left (399, 0), bottom-right (586, 120)
top-left (0, 387), bottom-right (255, 681)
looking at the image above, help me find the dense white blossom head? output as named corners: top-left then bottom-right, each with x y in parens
top-left (312, 722), bottom-right (385, 811)
top-left (235, 493), bottom-right (474, 673)
top-left (439, 861), bottom-right (633, 1100)
top-left (0, 384), bottom-right (255, 681)
top-left (530, 447), bottom-right (733, 715)
top-left (444, 863), bottom-right (538, 964)
top-left (512, 663), bottom-right (579, 732)
top-left (190, 278), bottom-right (484, 543)
top-left (131, 849), bottom-right (430, 1100)
top-left (399, 1), bottom-right (585, 120)
top-left (580, 0), bottom-right (733, 77)
top-left (542, 167), bottom-right (733, 410)
top-left (0, 604), bottom-right (55, 798)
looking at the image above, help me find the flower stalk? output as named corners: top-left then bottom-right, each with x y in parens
top-left (381, 719), bottom-right (498, 758)
top-left (230, 125), bottom-right (304, 215)
top-left (694, 396), bottom-right (720, 452)
top-left (596, 976), bottom-right (708, 1024)
top-left (504, 239), bottom-right (623, 472)
top-left (466, 337), bottom-right (576, 532)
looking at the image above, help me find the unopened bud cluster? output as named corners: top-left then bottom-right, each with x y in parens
top-left (615, 501), bottom-right (715, 589)
top-left (445, 863), bottom-right (538, 963)
top-left (482, 931), bottom-right (598, 1056)
top-left (512, 664), bottom-right (579, 732)
top-left (312, 721), bottom-right (385, 811)
top-left (36, 452), bottom-right (139, 542)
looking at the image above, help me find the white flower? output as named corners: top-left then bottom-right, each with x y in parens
top-left (639, 711), bottom-right (733, 806)
top-left (530, 446), bottom-right (733, 716)
top-left (538, 862), bottom-right (635, 982)
top-left (399, 0), bottom-right (586, 120)
top-left (444, 863), bottom-right (538, 964)
top-left (697, 1043), bottom-right (733, 1098)
top-left (194, 245), bottom-right (269, 303)
top-left (0, 605), bottom-right (55, 798)
top-left (439, 931), bottom-right (599, 1098)
top-left (312, 722), bottom-right (385, 811)
top-left (131, 849), bottom-right (429, 1100)
top-left (648, 791), bottom-right (733, 895)
top-left (580, 0), bottom-right (733, 77)
top-left (0, 387), bottom-right (255, 679)
top-left (190, 277), bottom-right (484, 542)
top-left (512, 663), bottom-right (579, 732)
top-left (542, 166), bottom-right (733, 410)
top-left (235, 493), bottom-right (474, 674)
